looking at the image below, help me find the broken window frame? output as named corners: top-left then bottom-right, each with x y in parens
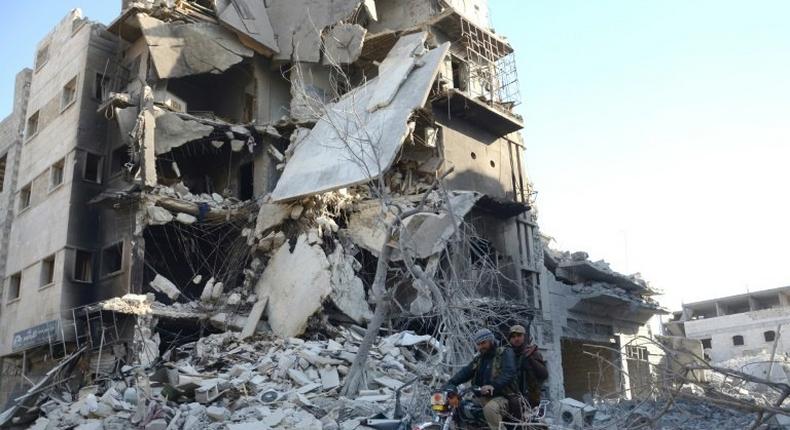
top-left (7, 272), bottom-right (21, 303)
top-left (49, 158), bottom-right (65, 191)
top-left (701, 338), bottom-right (712, 349)
top-left (40, 254), bottom-right (56, 289)
top-left (60, 75), bottom-right (79, 112)
top-left (35, 43), bottom-right (50, 71)
top-left (0, 153), bottom-right (6, 193)
top-left (82, 151), bottom-right (103, 184)
top-left (18, 183), bottom-right (32, 212)
top-left (26, 111), bottom-right (40, 141)
top-left (73, 249), bottom-right (94, 283)
top-left (100, 242), bottom-right (124, 279)
top-left (732, 335), bottom-right (744, 346)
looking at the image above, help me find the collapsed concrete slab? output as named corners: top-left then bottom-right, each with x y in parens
top-left (137, 14), bottom-right (253, 79)
top-left (154, 110), bottom-right (215, 154)
top-left (266, 0), bottom-right (365, 62)
top-left (366, 32), bottom-right (427, 112)
top-left (328, 245), bottom-right (371, 324)
top-left (271, 35), bottom-right (450, 201)
top-left (254, 202), bottom-right (291, 237)
top-left (322, 23), bottom-right (367, 65)
top-left (255, 234), bottom-right (332, 338)
top-left (149, 274), bottom-right (181, 300)
top-left (215, 0), bottom-right (279, 56)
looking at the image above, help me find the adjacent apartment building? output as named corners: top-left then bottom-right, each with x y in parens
top-left (666, 286), bottom-right (790, 362)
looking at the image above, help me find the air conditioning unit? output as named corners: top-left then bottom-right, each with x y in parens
top-left (558, 398), bottom-right (596, 429)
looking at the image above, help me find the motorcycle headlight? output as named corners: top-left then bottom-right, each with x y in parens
top-left (431, 392), bottom-right (446, 406)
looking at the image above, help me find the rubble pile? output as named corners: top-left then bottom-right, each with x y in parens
top-left (25, 328), bottom-right (443, 430)
top-left (592, 397), bottom-right (754, 430)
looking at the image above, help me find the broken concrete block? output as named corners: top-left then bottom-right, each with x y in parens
top-left (147, 205), bottom-right (174, 225)
top-left (227, 293), bottom-right (241, 306)
top-left (145, 419), bottom-right (167, 430)
top-left (322, 23), bottom-right (366, 65)
top-left (255, 235), bottom-right (332, 338)
top-left (287, 368), bottom-right (314, 386)
top-left (230, 139), bottom-right (245, 152)
top-left (319, 367), bottom-right (340, 390)
top-left (175, 213), bottom-right (197, 225)
top-left (255, 203), bottom-right (291, 236)
top-left (211, 282), bottom-right (224, 300)
top-left (240, 298), bottom-right (268, 340)
top-left (290, 205), bottom-right (304, 219)
top-left (200, 277), bottom-right (216, 302)
top-left (206, 405), bottom-right (229, 421)
top-left (150, 274), bottom-right (181, 300)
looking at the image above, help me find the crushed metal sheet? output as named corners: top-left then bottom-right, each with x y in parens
top-left (271, 36), bottom-right (450, 201)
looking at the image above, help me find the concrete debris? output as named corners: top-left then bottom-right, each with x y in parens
top-left (175, 212), bottom-right (197, 225)
top-left (154, 110), bottom-right (214, 155)
top-left (138, 14), bottom-right (254, 79)
top-left (101, 294), bottom-right (154, 315)
top-left (215, 0), bottom-right (279, 56)
top-left (271, 35), bottom-right (450, 201)
top-left (255, 234), bottom-right (332, 338)
top-left (328, 245), bottom-right (372, 324)
top-left (149, 274), bottom-right (181, 300)
top-left (147, 204), bottom-right (174, 225)
top-left (322, 23), bottom-right (366, 65)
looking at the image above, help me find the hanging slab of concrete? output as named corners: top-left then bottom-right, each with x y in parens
top-left (136, 14), bottom-right (253, 79)
top-left (266, 0), bottom-right (364, 62)
top-left (149, 274), bottom-right (181, 300)
top-left (215, 0), bottom-right (279, 57)
top-left (323, 23), bottom-right (367, 65)
top-left (154, 110), bottom-right (214, 155)
top-left (254, 234), bottom-right (332, 338)
top-left (270, 36), bottom-right (450, 201)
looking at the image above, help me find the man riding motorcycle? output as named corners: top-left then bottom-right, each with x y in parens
top-left (507, 325), bottom-right (548, 417)
top-left (446, 328), bottom-right (518, 430)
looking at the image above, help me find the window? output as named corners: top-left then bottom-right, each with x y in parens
top-left (7, 273), bottom-right (21, 301)
top-left (83, 152), bottom-right (102, 183)
top-left (26, 111), bottom-right (39, 139)
top-left (701, 338), bottom-right (712, 349)
top-left (35, 44), bottom-right (50, 70)
top-left (732, 335), bottom-right (744, 346)
top-left (19, 184), bottom-right (31, 211)
top-left (239, 162), bottom-right (254, 200)
top-left (74, 250), bottom-right (93, 282)
top-left (0, 154), bottom-right (6, 192)
top-left (94, 73), bottom-right (109, 100)
top-left (61, 76), bottom-right (78, 110)
top-left (101, 242), bottom-right (123, 276)
top-left (40, 255), bottom-right (55, 287)
top-left (111, 146), bottom-right (130, 174)
top-left (50, 158), bottom-right (65, 189)
top-left (765, 331), bottom-right (776, 342)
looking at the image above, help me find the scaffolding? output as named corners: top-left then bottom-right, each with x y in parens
top-left (460, 16), bottom-right (522, 111)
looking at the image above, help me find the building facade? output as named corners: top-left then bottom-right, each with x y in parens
top-left (668, 286), bottom-right (790, 363)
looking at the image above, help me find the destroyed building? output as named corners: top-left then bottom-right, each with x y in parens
top-left (536, 246), bottom-right (667, 403)
top-left (666, 286), bottom-right (790, 363)
top-left (0, 0), bottom-right (669, 427)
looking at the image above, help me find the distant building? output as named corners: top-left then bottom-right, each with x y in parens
top-left (666, 286), bottom-right (790, 362)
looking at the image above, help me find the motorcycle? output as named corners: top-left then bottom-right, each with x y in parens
top-left (415, 385), bottom-right (549, 430)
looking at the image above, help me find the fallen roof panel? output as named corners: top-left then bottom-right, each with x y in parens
top-left (270, 36), bottom-right (450, 202)
top-left (215, 0), bottom-right (279, 56)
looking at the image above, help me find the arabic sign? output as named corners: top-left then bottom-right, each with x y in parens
top-left (12, 320), bottom-right (61, 352)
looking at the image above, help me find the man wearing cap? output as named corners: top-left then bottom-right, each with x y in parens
top-left (446, 328), bottom-right (518, 430)
top-left (508, 324), bottom-right (548, 413)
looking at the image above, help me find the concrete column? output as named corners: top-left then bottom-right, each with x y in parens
top-left (715, 302), bottom-right (727, 317)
